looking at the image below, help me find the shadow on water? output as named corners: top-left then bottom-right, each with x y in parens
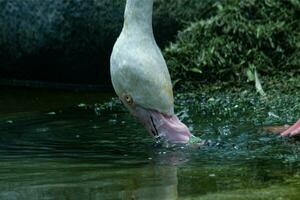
top-left (0, 87), bottom-right (300, 200)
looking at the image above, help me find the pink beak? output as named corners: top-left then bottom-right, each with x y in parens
top-left (132, 107), bottom-right (193, 144)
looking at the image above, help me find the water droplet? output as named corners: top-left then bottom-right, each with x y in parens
top-left (109, 119), bottom-right (117, 124)
top-left (94, 107), bottom-right (101, 116)
top-left (47, 112), bottom-right (56, 115)
top-left (36, 128), bottom-right (49, 133)
top-left (78, 103), bottom-right (86, 108)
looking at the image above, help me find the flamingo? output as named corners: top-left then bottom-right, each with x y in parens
top-left (110, 0), bottom-right (199, 144)
top-left (280, 119), bottom-right (300, 137)
top-left (110, 0), bottom-right (299, 143)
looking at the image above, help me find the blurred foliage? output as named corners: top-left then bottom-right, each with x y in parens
top-left (154, 0), bottom-right (219, 45)
top-left (155, 0), bottom-right (219, 23)
top-left (164, 0), bottom-right (300, 89)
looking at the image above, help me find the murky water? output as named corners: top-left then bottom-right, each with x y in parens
top-left (0, 87), bottom-right (300, 200)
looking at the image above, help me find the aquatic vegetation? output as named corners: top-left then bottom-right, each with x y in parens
top-left (195, 181), bottom-right (300, 200)
top-left (175, 75), bottom-right (300, 126)
top-left (164, 0), bottom-right (300, 89)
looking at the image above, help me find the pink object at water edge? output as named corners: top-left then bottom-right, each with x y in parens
top-left (281, 119), bottom-right (300, 137)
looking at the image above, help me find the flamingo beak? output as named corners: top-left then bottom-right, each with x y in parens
top-left (132, 106), bottom-right (193, 144)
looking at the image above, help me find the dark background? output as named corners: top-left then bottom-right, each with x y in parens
top-left (0, 0), bottom-right (183, 88)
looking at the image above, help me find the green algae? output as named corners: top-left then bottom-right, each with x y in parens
top-left (175, 75), bottom-right (300, 128)
top-left (184, 178), bottom-right (300, 200)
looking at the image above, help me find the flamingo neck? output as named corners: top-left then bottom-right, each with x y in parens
top-left (123, 0), bottom-right (154, 38)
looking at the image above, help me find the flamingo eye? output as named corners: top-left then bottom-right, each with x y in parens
top-left (124, 95), bottom-right (133, 105)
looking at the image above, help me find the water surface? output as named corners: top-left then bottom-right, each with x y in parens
top-left (0, 87), bottom-right (299, 200)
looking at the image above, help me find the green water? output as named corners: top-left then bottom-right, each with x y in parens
top-left (0, 87), bottom-right (299, 200)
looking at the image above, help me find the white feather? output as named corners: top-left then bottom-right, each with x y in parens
top-left (110, 0), bottom-right (174, 115)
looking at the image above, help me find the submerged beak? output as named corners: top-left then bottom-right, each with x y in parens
top-left (132, 106), bottom-right (193, 144)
